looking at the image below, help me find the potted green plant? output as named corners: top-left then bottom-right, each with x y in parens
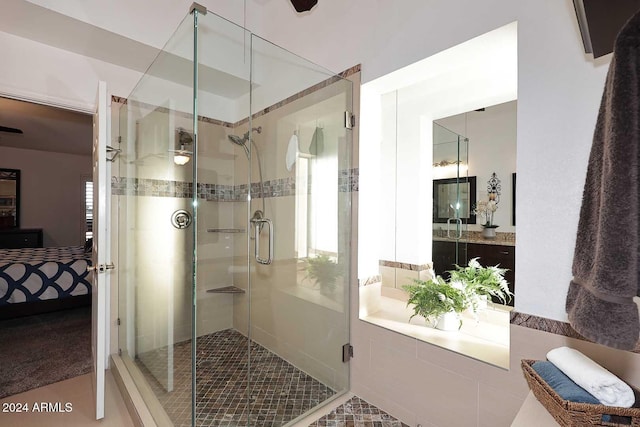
top-left (448, 257), bottom-right (512, 311)
top-left (402, 277), bottom-right (467, 331)
top-left (304, 254), bottom-right (343, 296)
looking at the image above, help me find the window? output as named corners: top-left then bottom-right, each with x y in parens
top-left (84, 178), bottom-right (93, 241)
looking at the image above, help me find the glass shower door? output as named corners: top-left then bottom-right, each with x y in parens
top-left (247, 35), bottom-right (353, 425)
top-left (116, 13), bottom-right (196, 427)
top-left (432, 123), bottom-right (470, 275)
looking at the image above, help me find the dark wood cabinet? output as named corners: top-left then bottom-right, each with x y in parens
top-left (432, 239), bottom-right (516, 306)
top-left (433, 240), bottom-right (467, 277)
top-left (0, 228), bottom-right (43, 249)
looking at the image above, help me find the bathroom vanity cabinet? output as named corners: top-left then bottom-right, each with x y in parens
top-left (432, 239), bottom-right (516, 306)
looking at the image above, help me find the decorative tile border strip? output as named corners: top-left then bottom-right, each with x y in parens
top-left (362, 261), bottom-right (434, 287)
top-left (111, 169), bottom-right (357, 199)
top-left (359, 275), bottom-right (381, 287)
top-left (379, 260), bottom-right (432, 272)
top-left (338, 64), bottom-right (362, 79)
top-left (339, 168), bottom-right (359, 192)
top-left (111, 177), bottom-right (194, 198)
top-left (510, 311), bottom-right (640, 353)
top-left (199, 182), bottom-right (239, 201)
top-left (111, 95), bottom-right (127, 105)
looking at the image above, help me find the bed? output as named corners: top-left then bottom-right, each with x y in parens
top-left (0, 246), bottom-right (92, 319)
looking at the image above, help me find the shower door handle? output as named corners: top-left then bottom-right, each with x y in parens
top-left (253, 218), bottom-right (274, 265)
top-left (447, 218), bottom-right (463, 240)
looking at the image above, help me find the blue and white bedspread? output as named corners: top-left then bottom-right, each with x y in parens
top-left (0, 246), bottom-right (92, 305)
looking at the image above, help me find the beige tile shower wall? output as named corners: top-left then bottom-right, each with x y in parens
top-left (380, 265), bottom-right (431, 291)
top-left (195, 120), bottom-right (237, 337)
top-left (115, 107), bottom-right (236, 361)
top-left (128, 196), bottom-right (194, 352)
top-left (121, 107), bottom-right (196, 355)
top-left (231, 79), bottom-right (353, 392)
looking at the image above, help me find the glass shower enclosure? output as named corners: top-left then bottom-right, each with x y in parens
top-left (432, 123), bottom-right (470, 276)
top-left (115, 6), bottom-right (352, 426)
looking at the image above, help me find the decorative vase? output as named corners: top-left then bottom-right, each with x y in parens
top-left (481, 226), bottom-right (497, 240)
top-left (434, 311), bottom-right (461, 331)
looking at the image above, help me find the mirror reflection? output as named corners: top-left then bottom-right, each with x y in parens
top-left (432, 177), bottom-right (477, 224)
top-left (0, 168), bottom-right (19, 228)
top-left (432, 101), bottom-right (517, 304)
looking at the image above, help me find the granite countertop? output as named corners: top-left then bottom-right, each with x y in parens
top-left (432, 236), bottom-right (516, 247)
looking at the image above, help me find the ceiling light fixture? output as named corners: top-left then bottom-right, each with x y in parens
top-left (173, 150), bottom-right (191, 166)
top-left (172, 128), bottom-right (193, 166)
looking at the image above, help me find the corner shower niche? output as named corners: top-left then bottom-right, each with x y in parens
top-left (114, 8), bottom-right (354, 427)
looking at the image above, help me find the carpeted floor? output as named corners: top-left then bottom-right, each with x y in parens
top-left (0, 306), bottom-right (92, 399)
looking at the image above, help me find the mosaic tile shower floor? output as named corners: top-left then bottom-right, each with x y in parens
top-left (136, 329), bottom-right (335, 427)
top-left (309, 397), bottom-right (409, 427)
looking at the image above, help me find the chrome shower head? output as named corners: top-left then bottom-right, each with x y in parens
top-left (228, 126), bottom-right (262, 145)
top-left (177, 128), bottom-right (193, 145)
top-left (228, 126), bottom-right (262, 158)
top-left (228, 134), bottom-right (247, 146)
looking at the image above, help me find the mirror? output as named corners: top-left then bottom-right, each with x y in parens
top-left (433, 177), bottom-right (477, 224)
top-left (0, 168), bottom-right (20, 228)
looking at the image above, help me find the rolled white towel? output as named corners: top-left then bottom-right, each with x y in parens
top-left (547, 346), bottom-right (635, 407)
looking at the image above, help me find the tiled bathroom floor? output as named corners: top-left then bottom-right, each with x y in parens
top-left (308, 396), bottom-right (410, 427)
top-left (137, 329), bottom-right (335, 427)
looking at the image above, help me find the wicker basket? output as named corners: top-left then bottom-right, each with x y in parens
top-left (521, 359), bottom-right (640, 427)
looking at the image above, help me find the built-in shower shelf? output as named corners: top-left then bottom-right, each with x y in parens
top-left (206, 286), bottom-right (246, 294)
top-left (207, 228), bottom-right (246, 233)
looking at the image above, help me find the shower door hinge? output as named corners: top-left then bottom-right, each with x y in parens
top-left (117, 317), bottom-right (121, 326)
top-left (345, 111), bottom-right (356, 129)
top-left (117, 135), bottom-right (122, 144)
top-left (118, 348), bottom-right (122, 356)
top-left (342, 343), bottom-right (354, 363)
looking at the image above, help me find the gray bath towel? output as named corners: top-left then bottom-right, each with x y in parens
top-left (566, 10), bottom-right (640, 350)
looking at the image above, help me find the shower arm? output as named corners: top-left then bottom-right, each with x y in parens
top-left (249, 138), bottom-right (266, 221)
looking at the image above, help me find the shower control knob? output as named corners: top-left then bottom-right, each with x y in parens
top-left (171, 209), bottom-right (192, 229)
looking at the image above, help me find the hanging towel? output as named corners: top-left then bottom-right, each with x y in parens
top-left (566, 10), bottom-right (640, 350)
top-left (309, 127), bottom-right (324, 156)
top-left (286, 133), bottom-right (298, 171)
top-left (546, 347), bottom-right (635, 408)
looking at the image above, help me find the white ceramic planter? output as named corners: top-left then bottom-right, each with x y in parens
top-left (434, 311), bottom-right (461, 331)
top-left (481, 226), bottom-right (497, 240)
top-left (476, 294), bottom-right (488, 310)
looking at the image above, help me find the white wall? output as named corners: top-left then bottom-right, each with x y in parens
top-left (0, 145), bottom-right (91, 246)
top-left (0, 30), bottom-right (142, 112)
